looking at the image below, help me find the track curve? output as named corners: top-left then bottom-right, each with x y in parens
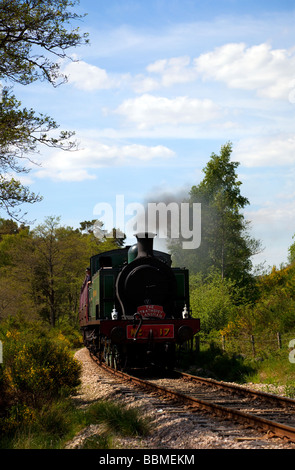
top-left (92, 355), bottom-right (295, 443)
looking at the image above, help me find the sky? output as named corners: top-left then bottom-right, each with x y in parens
top-left (9, 0), bottom-right (295, 270)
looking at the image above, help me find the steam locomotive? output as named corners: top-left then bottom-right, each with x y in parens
top-left (79, 233), bottom-right (200, 370)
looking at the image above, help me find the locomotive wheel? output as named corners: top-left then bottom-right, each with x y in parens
top-left (103, 342), bottom-right (111, 366)
top-left (112, 345), bottom-right (128, 371)
top-left (103, 343), bottom-right (125, 371)
top-left (112, 345), bottom-right (121, 371)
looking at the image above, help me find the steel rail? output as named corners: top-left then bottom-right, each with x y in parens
top-left (178, 370), bottom-right (295, 408)
top-left (97, 360), bottom-right (295, 443)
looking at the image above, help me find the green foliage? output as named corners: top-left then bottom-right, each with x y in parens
top-left (244, 339), bottom-right (295, 393)
top-left (0, 216), bottom-right (123, 325)
top-left (170, 143), bottom-right (261, 292)
top-left (195, 344), bottom-right (256, 382)
top-left (0, 399), bottom-right (79, 448)
top-left (0, 0), bottom-right (89, 86)
top-left (0, 397), bottom-right (150, 449)
top-left (288, 234), bottom-right (295, 264)
top-left (0, 322), bottom-right (81, 410)
top-left (85, 401), bottom-right (150, 438)
top-left (81, 432), bottom-right (113, 450)
top-left (233, 264), bottom-right (295, 334)
top-left (0, 320), bottom-right (84, 448)
top-left (0, 318), bottom-right (149, 449)
top-left (0, 90), bottom-right (77, 219)
top-left (190, 271), bottom-right (237, 334)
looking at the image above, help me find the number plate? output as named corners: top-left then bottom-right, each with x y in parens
top-left (127, 324), bottom-right (174, 340)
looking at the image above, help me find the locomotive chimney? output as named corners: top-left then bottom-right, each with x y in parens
top-left (135, 232), bottom-right (155, 258)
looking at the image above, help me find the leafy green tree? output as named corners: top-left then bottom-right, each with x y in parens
top-left (170, 143), bottom-right (261, 289)
top-left (0, 89), bottom-right (79, 219)
top-left (0, 218), bottom-right (22, 239)
top-left (31, 217), bottom-right (124, 327)
top-left (288, 234), bottom-right (295, 265)
top-left (0, 0), bottom-right (89, 220)
top-left (190, 271), bottom-right (237, 334)
top-left (80, 220), bottom-right (126, 247)
top-left (31, 216), bottom-right (92, 327)
top-left (0, 0), bottom-right (89, 86)
top-left (31, 216), bottom-right (63, 327)
top-left (0, 224), bottom-right (35, 320)
top-left (0, 215), bottom-right (124, 326)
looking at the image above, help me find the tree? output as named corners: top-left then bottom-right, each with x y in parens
top-left (0, 218), bottom-right (21, 238)
top-left (170, 143), bottom-right (261, 288)
top-left (79, 220), bottom-right (126, 248)
top-left (0, 215), bottom-right (125, 326)
top-left (288, 234), bottom-right (295, 265)
top-left (0, 0), bottom-right (89, 220)
top-left (0, 0), bottom-right (89, 87)
top-left (0, 223), bottom-right (35, 320)
top-left (32, 216), bottom-right (62, 327)
top-left (190, 271), bottom-right (237, 334)
top-left (31, 217), bottom-right (123, 327)
top-left (0, 89), bottom-right (79, 219)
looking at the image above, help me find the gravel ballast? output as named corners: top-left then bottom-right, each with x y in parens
top-left (66, 348), bottom-right (295, 450)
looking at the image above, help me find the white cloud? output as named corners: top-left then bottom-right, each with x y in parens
top-left (33, 139), bottom-right (175, 181)
top-left (63, 60), bottom-right (118, 91)
top-left (235, 135), bottom-right (295, 167)
top-left (114, 94), bottom-right (221, 129)
top-left (62, 43), bottom-right (295, 100)
top-left (132, 75), bottom-right (160, 93)
top-left (247, 201), bottom-right (295, 228)
top-left (195, 42), bottom-right (295, 100)
top-left (245, 196), bottom-right (295, 263)
top-left (145, 56), bottom-right (198, 88)
top-left (63, 56), bottom-right (198, 94)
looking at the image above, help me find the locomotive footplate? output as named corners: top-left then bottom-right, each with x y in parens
top-left (99, 318), bottom-right (200, 344)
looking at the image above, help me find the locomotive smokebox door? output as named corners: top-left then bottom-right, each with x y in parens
top-left (116, 233), bottom-right (176, 318)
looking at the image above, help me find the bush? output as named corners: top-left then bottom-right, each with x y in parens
top-left (4, 336), bottom-right (81, 407)
top-left (0, 321), bottom-right (82, 444)
top-left (0, 320), bottom-right (81, 416)
top-left (1, 399), bottom-right (83, 449)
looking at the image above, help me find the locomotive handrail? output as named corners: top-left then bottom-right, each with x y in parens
top-left (132, 312), bottom-right (143, 341)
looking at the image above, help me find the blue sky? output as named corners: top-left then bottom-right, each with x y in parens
top-left (10, 0), bottom-right (295, 269)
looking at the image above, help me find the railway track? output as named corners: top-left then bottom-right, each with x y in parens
top-left (92, 355), bottom-right (295, 444)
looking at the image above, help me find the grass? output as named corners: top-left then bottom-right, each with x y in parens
top-left (82, 431), bottom-right (113, 449)
top-left (84, 401), bottom-right (150, 437)
top-left (177, 343), bottom-right (256, 382)
top-left (0, 399), bottom-right (150, 449)
top-left (177, 335), bottom-right (295, 397)
top-left (244, 348), bottom-right (295, 394)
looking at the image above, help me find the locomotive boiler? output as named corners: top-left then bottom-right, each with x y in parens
top-left (79, 233), bottom-right (200, 370)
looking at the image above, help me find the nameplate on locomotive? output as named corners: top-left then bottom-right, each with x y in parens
top-left (137, 305), bottom-right (166, 319)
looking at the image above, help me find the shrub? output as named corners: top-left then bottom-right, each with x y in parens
top-left (5, 336), bottom-right (81, 406)
top-left (0, 321), bottom-right (81, 411)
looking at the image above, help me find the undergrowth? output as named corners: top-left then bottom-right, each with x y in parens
top-left (178, 336), bottom-right (295, 397)
top-left (0, 399), bottom-right (150, 449)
